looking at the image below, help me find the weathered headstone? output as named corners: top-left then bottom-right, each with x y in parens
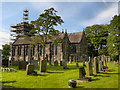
top-left (73, 56), bottom-right (76, 62)
top-left (86, 61), bottom-right (90, 76)
top-left (106, 56), bottom-right (108, 62)
top-left (54, 60), bottom-right (58, 66)
top-left (62, 60), bottom-right (67, 69)
top-left (61, 52), bottom-right (63, 61)
top-left (69, 56), bottom-right (72, 64)
top-left (104, 58), bottom-right (107, 66)
top-left (26, 64), bottom-right (34, 75)
top-left (60, 61), bottom-right (63, 66)
top-left (99, 61), bottom-right (103, 71)
top-left (102, 55), bottom-right (104, 61)
top-left (31, 60), bottom-right (38, 68)
top-left (77, 67), bottom-right (91, 82)
top-left (18, 61), bottom-right (27, 70)
top-left (2, 59), bottom-right (8, 67)
top-left (11, 58), bottom-right (18, 66)
top-left (76, 62), bottom-right (79, 67)
top-left (40, 60), bottom-right (47, 73)
top-left (108, 56), bottom-right (111, 62)
top-left (78, 67), bottom-right (86, 79)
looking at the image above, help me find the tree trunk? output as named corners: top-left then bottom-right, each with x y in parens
top-left (43, 45), bottom-right (45, 60)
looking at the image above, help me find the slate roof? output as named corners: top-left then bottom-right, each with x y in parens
top-left (13, 32), bottom-right (83, 45)
top-left (68, 32), bottom-right (83, 43)
top-left (13, 38), bottom-right (31, 45)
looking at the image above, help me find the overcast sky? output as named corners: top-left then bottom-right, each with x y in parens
top-left (0, 0), bottom-right (119, 49)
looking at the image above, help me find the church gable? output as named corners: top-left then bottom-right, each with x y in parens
top-left (67, 32), bottom-right (83, 43)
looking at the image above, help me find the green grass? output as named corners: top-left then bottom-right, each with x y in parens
top-left (1, 62), bottom-right (119, 88)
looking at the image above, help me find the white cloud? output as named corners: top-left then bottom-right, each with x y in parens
top-left (80, 3), bottom-right (118, 27)
top-left (0, 29), bottom-right (11, 49)
top-left (30, 2), bottom-right (58, 12)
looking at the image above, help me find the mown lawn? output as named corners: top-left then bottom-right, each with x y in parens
top-left (1, 61), bottom-right (119, 88)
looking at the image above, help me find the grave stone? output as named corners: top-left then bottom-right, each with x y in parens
top-left (26, 64), bottom-right (34, 75)
top-left (40, 60), bottom-right (47, 73)
top-left (69, 56), bottom-right (72, 64)
top-left (73, 56), bottom-right (75, 62)
top-left (77, 67), bottom-right (91, 82)
top-left (104, 58), bottom-right (107, 66)
top-left (11, 58), bottom-right (18, 66)
top-left (105, 56), bottom-right (108, 62)
top-left (18, 61), bottom-right (27, 70)
top-left (86, 61), bottom-right (90, 76)
top-left (108, 56), bottom-right (111, 62)
top-left (31, 60), bottom-right (38, 68)
top-left (76, 63), bottom-right (79, 67)
top-left (62, 60), bottom-right (67, 69)
top-left (102, 55), bottom-right (104, 61)
top-left (61, 52), bottom-right (63, 61)
top-left (54, 60), bottom-right (58, 66)
top-left (60, 61), bottom-right (63, 66)
top-left (78, 67), bottom-right (86, 78)
top-left (99, 61), bottom-right (103, 71)
top-left (2, 59), bottom-right (8, 67)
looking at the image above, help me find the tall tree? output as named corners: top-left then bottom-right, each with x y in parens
top-left (85, 24), bottom-right (108, 57)
top-left (2, 44), bottom-right (10, 59)
top-left (107, 15), bottom-right (120, 61)
top-left (24, 8), bottom-right (64, 64)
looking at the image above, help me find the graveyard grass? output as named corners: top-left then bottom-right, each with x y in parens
top-left (1, 62), bottom-right (119, 88)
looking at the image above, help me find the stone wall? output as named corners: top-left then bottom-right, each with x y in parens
top-left (11, 32), bottom-right (88, 63)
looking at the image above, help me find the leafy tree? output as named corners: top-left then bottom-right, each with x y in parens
top-left (24, 8), bottom-right (64, 64)
top-left (107, 15), bottom-right (120, 61)
top-left (2, 44), bottom-right (10, 59)
top-left (85, 24), bottom-right (108, 57)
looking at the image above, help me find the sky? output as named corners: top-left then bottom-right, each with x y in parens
top-left (0, 0), bottom-right (119, 49)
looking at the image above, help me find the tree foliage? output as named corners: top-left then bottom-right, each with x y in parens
top-left (85, 24), bottom-right (108, 57)
top-left (85, 14), bottom-right (120, 61)
top-left (24, 8), bottom-right (64, 60)
top-left (2, 44), bottom-right (10, 59)
top-left (107, 15), bottom-right (120, 61)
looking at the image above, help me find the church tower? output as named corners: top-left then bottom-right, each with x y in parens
top-left (10, 10), bottom-right (34, 41)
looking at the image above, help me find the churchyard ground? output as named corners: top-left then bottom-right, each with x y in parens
top-left (1, 61), bottom-right (119, 88)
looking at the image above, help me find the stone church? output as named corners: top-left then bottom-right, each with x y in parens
top-left (10, 10), bottom-right (88, 63)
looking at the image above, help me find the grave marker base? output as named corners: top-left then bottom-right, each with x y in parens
top-left (77, 77), bottom-right (92, 82)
